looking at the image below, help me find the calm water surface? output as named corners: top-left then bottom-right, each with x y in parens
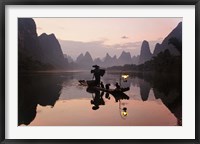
top-left (18, 71), bottom-right (182, 126)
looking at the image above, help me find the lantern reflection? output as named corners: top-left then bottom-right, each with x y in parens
top-left (119, 100), bottom-right (128, 120)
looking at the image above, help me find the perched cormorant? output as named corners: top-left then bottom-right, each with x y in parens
top-left (100, 82), bottom-right (104, 88)
top-left (105, 83), bottom-right (110, 90)
top-left (115, 82), bottom-right (121, 89)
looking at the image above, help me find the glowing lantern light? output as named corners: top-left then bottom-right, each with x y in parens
top-left (121, 74), bottom-right (129, 82)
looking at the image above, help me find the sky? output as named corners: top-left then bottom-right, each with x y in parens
top-left (33, 18), bottom-right (182, 60)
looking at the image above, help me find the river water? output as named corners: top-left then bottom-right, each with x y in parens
top-left (18, 71), bottom-right (182, 126)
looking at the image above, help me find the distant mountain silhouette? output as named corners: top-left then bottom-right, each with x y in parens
top-left (153, 43), bottom-right (162, 57)
top-left (66, 22), bottom-right (182, 69)
top-left (38, 33), bottom-right (67, 68)
top-left (76, 53), bottom-right (84, 63)
top-left (113, 55), bottom-right (117, 60)
top-left (139, 40), bottom-right (152, 64)
top-left (104, 53), bottom-right (112, 62)
top-left (18, 18), bottom-right (68, 71)
top-left (75, 51), bottom-right (139, 69)
top-left (132, 55), bottom-right (139, 65)
top-left (85, 51), bottom-right (94, 64)
top-left (103, 53), bottom-right (116, 67)
top-left (153, 22), bottom-right (182, 56)
top-left (76, 52), bottom-right (94, 69)
top-left (118, 51), bottom-right (132, 65)
top-left (18, 18), bottom-right (43, 62)
top-left (73, 22), bottom-right (182, 69)
top-left (64, 54), bottom-right (73, 63)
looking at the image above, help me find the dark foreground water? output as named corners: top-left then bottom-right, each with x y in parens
top-left (18, 71), bottom-right (182, 126)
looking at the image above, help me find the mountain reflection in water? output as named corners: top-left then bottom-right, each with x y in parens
top-left (18, 71), bottom-right (182, 126)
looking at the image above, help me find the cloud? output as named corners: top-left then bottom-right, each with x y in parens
top-left (121, 36), bottom-right (129, 39)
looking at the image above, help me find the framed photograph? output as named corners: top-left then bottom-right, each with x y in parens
top-left (1, 0), bottom-right (199, 143)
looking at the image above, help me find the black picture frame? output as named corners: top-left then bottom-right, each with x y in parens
top-left (0, 0), bottom-right (199, 143)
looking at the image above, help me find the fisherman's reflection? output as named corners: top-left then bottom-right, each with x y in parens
top-left (90, 91), bottom-right (105, 110)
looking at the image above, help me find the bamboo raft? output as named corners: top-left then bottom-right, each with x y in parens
top-left (79, 80), bottom-right (130, 100)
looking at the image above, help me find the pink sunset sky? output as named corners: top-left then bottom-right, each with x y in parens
top-left (33, 18), bottom-right (182, 59)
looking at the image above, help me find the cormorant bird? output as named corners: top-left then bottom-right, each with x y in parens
top-left (100, 82), bottom-right (104, 88)
top-left (115, 82), bottom-right (121, 89)
top-left (105, 83), bottom-right (110, 90)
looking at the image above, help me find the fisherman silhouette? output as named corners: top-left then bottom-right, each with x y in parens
top-left (91, 65), bottom-right (105, 86)
top-left (91, 65), bottom-right (101, 86)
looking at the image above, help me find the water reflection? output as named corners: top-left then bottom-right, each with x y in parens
top-left (91, 91), bottom-right (105, 110)
top-left (134, 72), bottom-right (182, 125)
top-left (86, 86), bottom-right (129, 111)
top-left (18, 73), bottom-right (63, 125)
top-left (18, 71), bottom-right (182, 126)
top-left (139, 79), bottom-right (151, 101)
